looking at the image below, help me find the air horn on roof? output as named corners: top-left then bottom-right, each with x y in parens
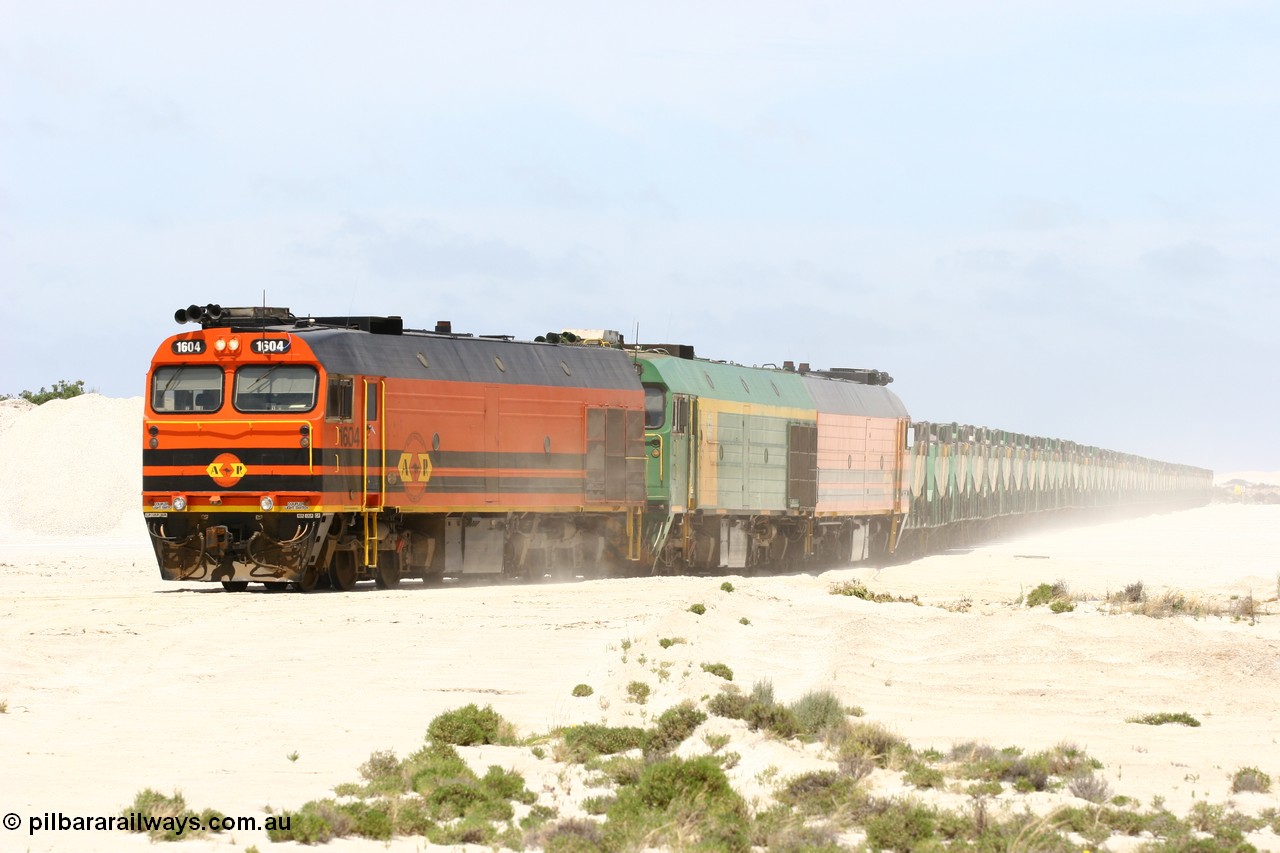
top-left (174, 304), bottom-right (223, 325)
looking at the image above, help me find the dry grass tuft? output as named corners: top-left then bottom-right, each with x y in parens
top-left (1109, 588), bottom-right (1222, 619)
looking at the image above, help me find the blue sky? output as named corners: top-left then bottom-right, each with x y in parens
top-left (2, 1), bottom-right (1276, 472)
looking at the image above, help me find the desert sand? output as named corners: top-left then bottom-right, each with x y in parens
top-left (1, 396), bottom-right (1278, 851)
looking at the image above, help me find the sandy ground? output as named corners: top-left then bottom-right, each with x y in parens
top-left (1, 506), bottom-right (1278, 851)
top-left (2, 397), bottom-right (1279, 851)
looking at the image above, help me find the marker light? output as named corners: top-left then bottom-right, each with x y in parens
top-left (228, 338), bottom-right (241, 352)
top-left (214, 339), bottom-right (227, 352)
top-left (172, 496), bottom-right (187, 511)
top-left (259, 496), bottom-right (275, 511)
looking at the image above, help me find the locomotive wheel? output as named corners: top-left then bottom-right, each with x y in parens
top-left (329, 552), bottom-right (358, 592)
top-left (292, 566), bottom-right (320, 592)
top-left (374, 551), bottom-right (401, 590)
top-left (220, 580), bottom-right (249, 592)
top-left (263, 581), bottom-right (290, 592)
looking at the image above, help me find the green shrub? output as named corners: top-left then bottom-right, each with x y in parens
top-left (625, 680), bottom-right (651, 704)
top-left (1231, 766), bottom-right (1273, 793)
top-left (590, 755), bottom-right (644, 786)
top-left (775, 770), bottom-right (864, 818)
top-left (708, 686), bottom-right (750, 719)
top-left (1050, 599), bottom-right (1075, 613)
top-left (539, 817), bottom-right (607, 853)
top-left (658, 636), bottom-right (686, 649)
top-left (645, 700), bottom-right (707, 757)
top-left (343, 799), bottom-right (394, 839)
top-left (828, 580), bottom-right (920, 605)
top-left (357, 749), bottom-right (405, 794)
top-left (750, 680), bottom-right (776, 705)
top-left (1025, 582), bottom-right (1070, 607)
top-left (427, 703), bottom-right (515, 745)
top-left (739, 617), bottom-right (751, 625)
top-left (478, 765), bottom-right (536, 804)
top-left (746, 701), bottom-right (801, 739)
top-left (864, 801), bottom-right (936, 852)
top-left (903, 761), bottom-right (945, 789)
top-left (571, 683), bottom-right (594, 697)
top-left (405, 741), bottom-right (476, 793)
top-left (721, 581), bottom-right (735, 592)
top-left (789, 690), bottom-right (847, 739)
top-left (121, 789), bottom-right (217, 841)
top-left (12, 379), bottom-right (86, 405)
top-left (1127, 711), bottom-right (1201, 727)
top-left (830, 580), bottom-right (871, 598)
top-left (427, 782), bottom-right (500, 821)
top-left (266, 799), bottom-right (354, 843)
top-left (604, 755), bottom-right (749, 852)
top-left (701, 662), bottom-right (734, 681)
top-left (706, 680), bottom-right (807, 739)
top-left (1067, 772), bottom-right (1112, 803)
top-left (834, 721), bottom-right (909, 769)
top-left (689, 603), bottom-right (707, 615)
top-left (560, 724), bottom-right (649, 762)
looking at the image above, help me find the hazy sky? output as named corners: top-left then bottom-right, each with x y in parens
top-left (3, 1), bottom-right (1276, 472)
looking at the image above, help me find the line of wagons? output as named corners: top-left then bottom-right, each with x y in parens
top-left (142, 305), bottom-right (1212, 590)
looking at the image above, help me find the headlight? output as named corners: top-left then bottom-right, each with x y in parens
top-left (172, 496), bottom-right (187, 511)
top-left (260, 496), bottom-right (274, 511)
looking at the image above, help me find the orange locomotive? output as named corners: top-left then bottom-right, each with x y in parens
top-left (143, 305), bottom-right (646, 590)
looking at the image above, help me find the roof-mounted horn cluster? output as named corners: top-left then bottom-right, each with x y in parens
top-left (174, 303), bottom-right (224, 325)
top-left (173, 304), bottom-right (296, 328)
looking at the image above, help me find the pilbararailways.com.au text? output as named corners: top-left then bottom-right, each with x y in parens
top-left (6, 811), bottom-right (289, 836)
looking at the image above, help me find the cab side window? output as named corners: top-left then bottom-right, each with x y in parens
top-left (326, 376), bottom-right (354, 421)
top-left (643, 385), bottom-right (665, 429)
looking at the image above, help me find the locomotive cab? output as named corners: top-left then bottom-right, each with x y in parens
top-left (142, 306), bottom-right (335, 590)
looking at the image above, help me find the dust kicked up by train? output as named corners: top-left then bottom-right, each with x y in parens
top-left (142, 304), bottom-right (1212, 590)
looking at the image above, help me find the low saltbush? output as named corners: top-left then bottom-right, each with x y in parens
top-left (427, 703), bottom-right (516, 745)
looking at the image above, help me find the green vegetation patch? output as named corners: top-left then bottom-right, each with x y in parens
top-left (3, 379), bottom-right (86, 405)
top-left (700, 662), bottom-right (734, 681)
top-left (645, 700), bottom-right (707, 758)
top-left (1127, 711), bottom-right (1201, 727)
top-left (828, 580), bottom-right (920, 605)
top-left (269, 734), bottom-right (538, 845)
top-left (121, 789), bottom-right (226, 842)
top-left (427, 703), bottom-right (517, 745)
top-left (1231, 766), bottom-right (1273, 794)
top-left (1025, 580), bottom-right (1074, 611)
top-left (559, 723), bottom-right (649, 763)
top-left (602, 755), bottom-right (749, 853)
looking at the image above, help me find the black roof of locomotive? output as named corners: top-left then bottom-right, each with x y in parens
top-left (281, 323), bottom-right (644, 390)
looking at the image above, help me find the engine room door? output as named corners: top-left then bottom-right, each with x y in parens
top-left (362, 377), bottom-right (385, 509)
top-left (668, 394), bottom-right (692, 511)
